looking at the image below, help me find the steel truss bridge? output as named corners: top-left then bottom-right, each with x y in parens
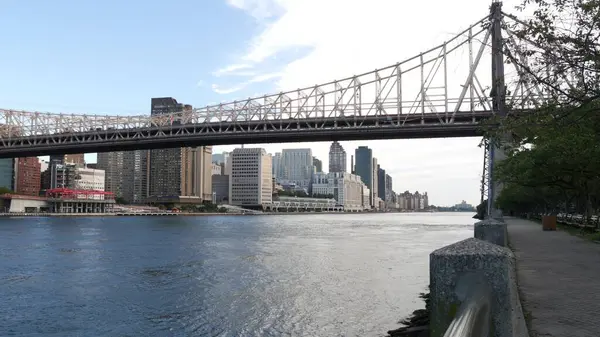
top-left (0, 2), bottom-right (567, 209)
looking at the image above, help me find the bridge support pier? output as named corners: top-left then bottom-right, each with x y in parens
top-left (486, 1), bottom-right (508, 217)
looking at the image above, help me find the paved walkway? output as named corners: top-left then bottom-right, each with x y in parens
top-left (506, 217), bottom-right (600, 337)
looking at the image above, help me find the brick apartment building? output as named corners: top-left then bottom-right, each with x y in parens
top-left (15, 157), bottom-right (41, 196)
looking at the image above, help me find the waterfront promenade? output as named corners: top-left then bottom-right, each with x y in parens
top-left (506, 217), bottom-right (600, 337)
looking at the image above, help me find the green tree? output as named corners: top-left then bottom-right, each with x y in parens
top-left (483, 0), bottom-right (600, 223)
top-left (0, 187), bottom-right (14, 194)
top-left (493, 103), bottom-right (600, 219)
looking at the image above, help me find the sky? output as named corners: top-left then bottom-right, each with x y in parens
top-left (0, 0), bottom-right (524, 207)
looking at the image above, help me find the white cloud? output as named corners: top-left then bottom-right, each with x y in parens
top-left (225, 0), bottom-right (283, 20)
top-left (216, 0), bottom-right (523, 206)
top-left (212, 63), bottom-right (254, 77)
top-left (212, 72), bottom-right (283, 95)
top-left (211, 83), bottom-right (245, 95)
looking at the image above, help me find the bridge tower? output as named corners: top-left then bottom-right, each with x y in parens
top-left (485, 1), bottom-right (507, 217)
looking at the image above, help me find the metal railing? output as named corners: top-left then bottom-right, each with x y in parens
top-left (443, 275), bottom-right (492, 337)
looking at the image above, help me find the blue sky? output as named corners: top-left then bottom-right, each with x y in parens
top-left (0, 0), bottom-right (508, 206)
top-left (0, 0), bottom-right (273, 114)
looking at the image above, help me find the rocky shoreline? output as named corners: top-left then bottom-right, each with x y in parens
top-left (386, 290), bottom-right (430, 337)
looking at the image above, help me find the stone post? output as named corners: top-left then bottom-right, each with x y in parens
top-left (474, 218), bottom-right (508, 247)
top-left (429, 238), bottom-right (528, 337)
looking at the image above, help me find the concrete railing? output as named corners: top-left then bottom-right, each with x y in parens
top-left (429, 218), bottom-right (529, 337)
top-left (441, 273), bottom-right (491, 337)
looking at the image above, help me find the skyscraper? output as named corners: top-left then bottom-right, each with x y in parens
top-left (329, 141), bottom-right (347, 173)
top-left (148, 97), bottom-right (189, 198)
top-left (97, 151), bottom-right (124, 198)
top-left (385, 173), bottom-right (393, 204)
top-left (147, 97), bottom-right (212, 202)
top-left (272, 152), bottom-right (282, 179)
top-left (354, 146), bottom-right (373, 207)
top-left (281, 148), bottom-right (313, 189)
top-left (123, 150), bottom-right (148, 203)
top-left (229, 148), bottom-right (272, 207)
top-left (378, 165), bottom-right (386, 201)
top-left (372, 157), bottom-right (379, 207)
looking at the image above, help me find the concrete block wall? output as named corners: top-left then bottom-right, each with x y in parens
top-left (429, 218), bottom-right (529, 337)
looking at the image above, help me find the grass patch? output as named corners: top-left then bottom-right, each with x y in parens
top-left (526, 216), bottom-right (600, 243)
top-left (556, 222), bottom-right (600, 242)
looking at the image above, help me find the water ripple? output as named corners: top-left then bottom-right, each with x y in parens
top-left (0, 212), bottom-right (474, 336)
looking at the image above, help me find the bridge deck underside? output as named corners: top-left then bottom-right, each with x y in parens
top-left (0, 111), bottom-right (492, 158)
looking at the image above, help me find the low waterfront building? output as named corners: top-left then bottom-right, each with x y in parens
top-left (311, 172), bottom-right (366, 211)
top-left (266, 195), bottom-right (340, 212)
top-left (0, 194), bottom-right (49, 213)
top-left (46, 188), bottom-right (115, 213)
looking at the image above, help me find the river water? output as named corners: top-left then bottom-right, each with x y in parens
top-left (0, 212), bottom-right (474, 337)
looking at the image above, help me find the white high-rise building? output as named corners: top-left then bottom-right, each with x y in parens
top-left (229, 148), bottom-right (272, 206)
top-left (281, 148), bottom-right (313, 189)
top-left (311, 172), bottom-right (365, 211)
top-left (328, 141), bottom-right (347, 173)
top-left (372, 157), bottom-right (379, 209)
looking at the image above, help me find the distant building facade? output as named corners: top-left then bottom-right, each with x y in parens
top-left (212, 175), bottom-right (229, 204)
top-left (64, 154), bottom-right (85, 165)
top-left (147, 97), bottom-right (212, 203)
top-left (313, 157), bottom-right (323, 173)
top-left (354, 146), bottom-right (373, 207)
top-left (272, 152), bottom-right (282, 179)
top-left (122, 150), bottom-right (148, 204)
top-left (72, 167), bottom-right (105, 191)
top-left (0, 159), bottom-right (14, 190)
top-left (329, 141), bottom-right (347, 173)
top-left (372, 157), bottom-right (379, 208)
top-left (212, 163), bottom-right (222, 176)
top-left (229, 148), bottom-right (272, 207)
top-left (15, 157), bottom-right (41, 196)
top-left (311, 172), bottom-right (366, 211)
top-left (397, 191), bottom-right (429, 210)
top-left (97, 151), bottom-right (124, 198)
top-left (280, 149), bottom-right (313, 189)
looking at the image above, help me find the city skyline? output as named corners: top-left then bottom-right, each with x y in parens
top-left (209, 140), bottom-right (477, 207)
top-left (0, 0), bottom-right (504, 207)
